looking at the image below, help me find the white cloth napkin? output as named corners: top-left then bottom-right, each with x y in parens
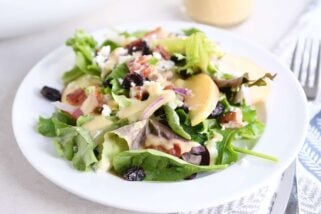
top-left (183, 0), bottom-right (321, 213)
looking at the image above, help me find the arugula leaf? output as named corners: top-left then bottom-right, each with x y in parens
top-left (182, 27), bottom-right (202, 36)
top-left (105, 63), bottom-right (129, 95)
top-left (215, 129), bottom-right (238, 164)
top-left (112, 149), bottom-right (227, 181)
top-left (175, 108), bottom-right (216, 144)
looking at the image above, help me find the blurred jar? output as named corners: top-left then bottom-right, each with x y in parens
top-left (184, 0), bottom-right (253, 27)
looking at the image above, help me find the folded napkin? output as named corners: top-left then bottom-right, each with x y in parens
top-left (183, 0), bottom-right (321, 213)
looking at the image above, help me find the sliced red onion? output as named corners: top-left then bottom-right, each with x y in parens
top-left (71, 108), bottom-right (83, 119)
top-left (141, 96), bottom-right (166, 120)
top-left (52, 101), bottom-right (77, 114)
top-left (172, 87), bottom-right (192, 96)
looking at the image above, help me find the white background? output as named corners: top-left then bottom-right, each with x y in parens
top-left (0, 0), bottom-right (312, 213)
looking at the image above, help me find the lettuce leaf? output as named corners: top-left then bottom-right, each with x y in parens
top-left (54, 126), bottom-right (98, 171)
top-left (95, 120), bottom-right (147, 171)
top-left (37, 111), bottom-right (75, 137)
top-left (113, 149), bottom-right (227, 181)
top-left (63, 30), bottom-right (100, 85)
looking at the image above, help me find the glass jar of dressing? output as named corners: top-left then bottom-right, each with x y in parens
top-left (184, 0), bottom-right (253, 27)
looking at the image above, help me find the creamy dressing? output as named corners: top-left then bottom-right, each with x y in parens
top-left (117, 81), bottom-right (176, 121)
top-left (82, 116), bottom-right (112, 136)
top-left (184, 0), bottom-right (252, 27)
top-left (145, 134), bottom-right (199, 155)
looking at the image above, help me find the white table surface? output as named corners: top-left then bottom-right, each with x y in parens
top-left (0, 0), bottom-right (312, 213)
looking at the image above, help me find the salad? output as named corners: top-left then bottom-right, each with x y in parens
top-left (37, 27), bottom-right (277, 181)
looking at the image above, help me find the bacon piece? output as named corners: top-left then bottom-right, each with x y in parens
top-left (146, 143), bottom-right (182, 157)
top-left (66, 89), bottom-right (87, 106)
top-left (127, 56), bottom-right (156, 78)
top-left (153, 45), bottom-right (171, 60)
top-left (219, 112), bottom-right (237, 124)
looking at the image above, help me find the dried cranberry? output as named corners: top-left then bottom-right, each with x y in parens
top-left (123, 167), bottom-right (145, 181)
top-left (179, 70), bottom-right (192, 79)
top-left (141, 91), bottom-right (149, 101)
top-left (40, 86), bottom-right (61, 101)
top-left (126, 39), bottom-right (150, 55)
top-left (208, 102), bottom-right (225, 118)
top-left (122, 72), bottom-right (144, 89)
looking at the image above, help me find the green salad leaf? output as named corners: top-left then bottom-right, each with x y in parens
top-left (104, 63), bottom-right (129, 95)
top-left (175, 108), bottom-right (217, 144)
top-left (95, 120), bottom-right (147, 171)
top-left (113, 149), bottom-right (227, 181)
top-left (54, 126), bottom-right (98, 171)
top-left (63, 30), bottom-right (100, 85)
top-left (163, 105), bottom-right (191, 140)
top-left (182, 27), bottom-right (202, 36)
top-left (100, 40), bottom-right (120, 51)
top-left (37, 111), bottom-right (75, 137)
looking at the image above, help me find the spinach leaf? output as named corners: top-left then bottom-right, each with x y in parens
top-left (113, 149), bottom-right (227, 181)
top-left (163, 105), bottom-right (191, 140)
top-left (175, 108), bottom-right (216, 144)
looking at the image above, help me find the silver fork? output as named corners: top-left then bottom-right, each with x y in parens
top-left (284, 38), bottom-right (321, 214)
top-left (290, 38), bottom-right (321, 100)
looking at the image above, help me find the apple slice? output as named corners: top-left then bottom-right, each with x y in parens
top-left (180, 73), bottom-right (219, 126)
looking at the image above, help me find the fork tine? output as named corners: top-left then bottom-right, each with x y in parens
top-left (314, 41), bottom-right (321, 89)
top-left (298, 39), bottom-right (309, 83)
top-left (305, 39), bottom-right (314, 87)
top-left (290, 40), bottom-right (299, 72)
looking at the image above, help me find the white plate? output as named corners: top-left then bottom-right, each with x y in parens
top-left (12, 21), bottom-right (308, 213)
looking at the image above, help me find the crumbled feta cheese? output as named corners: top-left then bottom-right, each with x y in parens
top-left (156, 60), bottom-right (175, 72)
top-left (118, 55), bottom-right (134, 64)
top-left (152, 52), bottom-right (162, 60)
top-left (101, 104), bottom-right (112, 116)
top-left (95, 46), bottom-right (111, 68)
